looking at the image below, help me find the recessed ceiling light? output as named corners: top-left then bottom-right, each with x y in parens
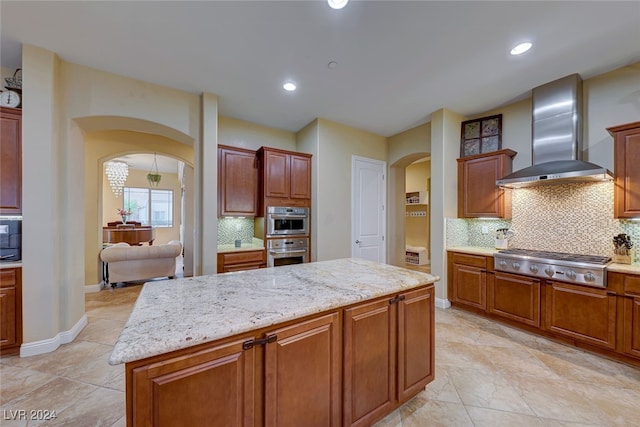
top-left (510, 42), bottom-right (533, 55)
top-left (283, 82), bottom-right (297, 92)
top-left (328, 0), bottom-right (348, 10)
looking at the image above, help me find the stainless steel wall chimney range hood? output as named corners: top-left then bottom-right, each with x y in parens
top-left (496, 74), bottom-right (613, 188)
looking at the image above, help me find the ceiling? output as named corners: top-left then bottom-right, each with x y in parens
top-left (1, 1), bottom-right (639, 137)
top-left (116, 153), bottom-right (181, 174)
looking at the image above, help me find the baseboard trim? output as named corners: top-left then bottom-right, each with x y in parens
top-left (436, 298), bottom-right (451, 309)
top-left (84, 282), bottom-right (104, 293)
top-left (20, 314), bottom-right (88, 358)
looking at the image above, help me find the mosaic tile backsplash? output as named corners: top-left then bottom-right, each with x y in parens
top-left (447, 181), bottom-right (640, 264)
top-left (217, 217), bottom-right (255, 245)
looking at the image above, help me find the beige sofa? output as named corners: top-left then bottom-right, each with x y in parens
top-left (100, 240), bottom-right (182, 286)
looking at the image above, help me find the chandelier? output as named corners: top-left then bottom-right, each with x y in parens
top-left (105, 161), bottom-right (129, 198)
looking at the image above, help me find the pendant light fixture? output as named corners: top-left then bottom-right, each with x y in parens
top-left (105, 161), bottom-right (129, 198)
top-left (147, 153), bottom-right (162, 187)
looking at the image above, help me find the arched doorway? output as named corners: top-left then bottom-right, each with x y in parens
top-left (74, 117), bottom-right (195, 289)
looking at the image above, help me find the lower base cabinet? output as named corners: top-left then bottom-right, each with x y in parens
top-left (0, 267), bottom-right (22, 355)
top-left (622, 296), bottom-right (640, 358)
top-left (343, 287), bottom-right (434, 427)
top-left (217, 250), bottom-right (266, 273)
top-left (127, 285), bottom-right (435, 427)
top-left (448, 252), bottom-right (489, 311)
top-left (489, 271), bottom-right (540, 327)
top-left (544, 281), bottom-right (617, 350)
top-left (612, 272), bottom-right (640, 358)
top-left (264, 313), bottom-right (341, 427)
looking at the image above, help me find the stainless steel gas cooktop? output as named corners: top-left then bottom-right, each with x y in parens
top-left (494, 249), bottom-right (612, 288)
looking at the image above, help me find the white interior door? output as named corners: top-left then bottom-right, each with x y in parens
top-left (352, 156), bottom-right (386, 263)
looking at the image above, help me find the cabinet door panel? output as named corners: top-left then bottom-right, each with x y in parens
top-left (489, 272), bottom-right (540, 327)
top-left (452, 264), bottom-right (486, 310)
top-left (264, 312), bottom-right (341, 427)
top-left (610, 122), bottom-right (640, 217)
top-left (545, 282), bottom-right (616, 350)
top-left (0, 108), bottom-right (22, 214)
top-left (218, 146), bottom-right (258, 216)
top-left (397, 287), bottom-right (434, 402)
top-left (0, 286), bottom-right (17, 346)
top-left (344, 299), bottom-right (395, 427)
top-left (457, 150), bottom-right (515, 218)
top-left (622, 296), bottom-right (640, 359)
top-left (264, 150), bottom-right (290, 198)
top-left (290, 154), bottom-right (311, 199)
top-left (132, 338), bottom-right (254, 427)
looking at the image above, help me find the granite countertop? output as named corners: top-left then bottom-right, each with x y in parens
top-left (0, 261), bottom-right (22, 269)
top-left (447, 246), bottom-right (498, 256)
top-left (109, 258), bottom-right (439, 365)
top-left (607, 263), bottom-right (640, 275)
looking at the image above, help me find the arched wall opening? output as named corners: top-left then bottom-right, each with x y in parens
top-left (75, 116), bottom-right (195, 287)
top-left (388, 152), bottom-right (431, 268)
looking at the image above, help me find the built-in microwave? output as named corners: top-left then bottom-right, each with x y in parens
top-left (0, 218), bottom-right (21, 262)
top-left (266, 206), bottom-right (309, 237)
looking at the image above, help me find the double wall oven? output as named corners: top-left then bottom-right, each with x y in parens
top-left (266, 206), bottom-right (310, 267)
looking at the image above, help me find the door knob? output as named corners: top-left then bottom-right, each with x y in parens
top-left (355, 240), bottom-right (362, 244)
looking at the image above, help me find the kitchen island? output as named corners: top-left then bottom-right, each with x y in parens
top-left (110, 258), bottom-right (439, 427)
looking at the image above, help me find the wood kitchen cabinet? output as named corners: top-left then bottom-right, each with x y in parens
top-left (130, 336), bottom-right (255, 426)
top-left (0, 267), bottom-right (23, 356)
top-left (544, 281), bottom-right (617, 350)
top-left (0, 107), bottom-right (22, 215)
top-left (264, 312), bottom-right (341, 427)
top-left (343, 287), bottom-right (434, 427)
top-left (218, 145), bottom-right (259, 217)
top-left (217, 249), bottom-right (266, 273)
top-left (258, 147), bottom-right (311, 207)
top-left (457, 149), bottom-right (516, 218)
top-left (129, 312), bottom-right (341, 427)
top-left (608, 121), bottom-right (640, 218)
top-left (489, 271), bottom-right (541, 327)
top-left (609, 271), bottom-right (640, 359)
top-left (447, 251), bottom-right (490, 311)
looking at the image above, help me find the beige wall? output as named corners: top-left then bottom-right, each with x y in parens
top-left (102, 168), bottom-right (182, 244)
top-left (296, 120), bottom-right (320, 259)
top-left (315, 119), bottom-right (387, 261)
top-left (219, 116), bottom-right (296, 151)
top-left (20, 44), bottom-right (213, 355)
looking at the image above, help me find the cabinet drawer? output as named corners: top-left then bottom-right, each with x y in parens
top-left (624, 274), bottom-right (640, 296)
top-left (221, 250), bottom-right (265, 265)
top-left (451, 252), bottom-right (487, 269)
top-left (0, 268), bottom-right (18, 286)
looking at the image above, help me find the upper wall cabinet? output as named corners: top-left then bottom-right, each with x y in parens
top-left (218, 145), bottom-right (259, 217)
top-left (0, 107), bottom-right (22, 215)
top-left (258, 147), bottom-right (312, 208)
top-left (457, 149), bottom-right (516, 218)
top-left (608, 121), bottom-right (640, 218)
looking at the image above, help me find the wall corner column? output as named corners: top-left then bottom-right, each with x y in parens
top-left (198, 93), bottom-right (219, 275)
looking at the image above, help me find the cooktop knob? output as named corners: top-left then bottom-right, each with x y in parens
top-left (512, 262), bottom-right (521, 270)
top-left (544, 266), bottom-right (555, 277)
top-left (566, 270), bottom-right (577, 280)
top-left (529, 264), bottom-right (539, 274)
top-left (584, 272), bottom-right (596, 282)
top-left (499, 260), bottom-right (507, 268)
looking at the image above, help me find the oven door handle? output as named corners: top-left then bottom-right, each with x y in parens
top-left (270, 214), bottom-right (308, 219)
top-left (269, 249), bottom-right (308, 256)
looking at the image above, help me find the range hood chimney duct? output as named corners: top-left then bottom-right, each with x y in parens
top-left (497, 74), bottom-right (613, 188)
